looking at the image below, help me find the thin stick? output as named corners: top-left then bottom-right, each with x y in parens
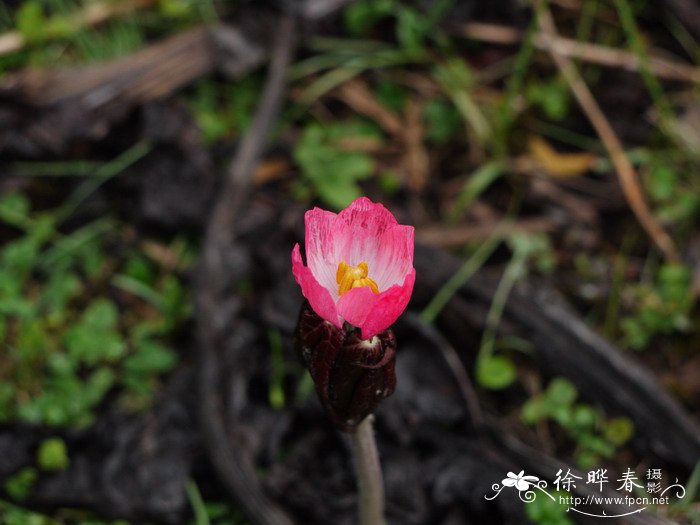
top-left (351, 416), bottom-right (385, 525)
top-left (535, 1), bottom-right (679, 262)
top-left (457, 21), bottom-right (700, 84)
top-left (196, 14), bottom-right (297, 525)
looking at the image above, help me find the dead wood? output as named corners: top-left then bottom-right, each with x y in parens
top-left (0, 23), bottom-right (267, 155)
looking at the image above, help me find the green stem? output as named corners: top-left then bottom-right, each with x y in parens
top-left (478, 244), bottom-right (529, 360)
top-left (613, 0), bottom-right (677, 138)
top-left (351, 416), bottom-right (384, 525)
top-left (420, 225), bottom-right (505, 324)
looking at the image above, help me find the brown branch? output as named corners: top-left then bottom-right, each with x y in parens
top-left (196, 14), bottom-right (298, 525)
top-left (2, 27), bottom-right (217, 106)
top-left (416, 218), bottom-right (556, 248)
top-left (458, 21), bottom-right (700, 84)
top-left (534, 3), bottom-right (680, 262)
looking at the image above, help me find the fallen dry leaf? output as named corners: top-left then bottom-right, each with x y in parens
top-left (527, 135), bottom-right (597, 178)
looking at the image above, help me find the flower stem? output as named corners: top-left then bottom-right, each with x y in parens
top-left (350, 416), bottom-right (385, 525)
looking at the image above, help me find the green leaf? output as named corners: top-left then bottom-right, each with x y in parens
top-left (575, 449), bottom-right (599, 470)
top-left (476, 355), bottom-right (517, 390)
top-left (124, 339), bottom-right (177, 374)
top-left (17, 319), bottom-right (50, 361)
top-left (545, 378), bottom-right (577, 407)
top-left (4, 467), bottom-right (37, 501)
top-left (621, 316), bottom-right (650, 349)
top-left (570, 404), bottom-right (598, 430)
top-left (525, 490), bottom-right (574, 525)
top-left (375, 80), bottom-right (407, 112)
top-left (46, 352), bottom-right (75, 377)
top-left (378, 171), bottom-right (402, 194)
top-left (658, 263), bottom-right (691, 303)
top-left (16, 2), bottom-right (45, 42)
top-left (521, 397), bottom-right (545, 424)
top-left (84, 367), bottom-right (116, 405)
top-left (527, 78), bottom-right (570, 121)
top-left (603, 417), bottom-right (634, 446)
top-left (162, 274), bottom-right (190, 328)
top-left (64, 300), bottom-right (125, 365)
top-left (424, 100), bottom-right (460, 144)
top-left (123, 254), bottom-right (156, 285)
top-left (159, 0), bottom-right (194, 18)
top-left (42, 271), bottom-right (81, 315)
top-left (294, 122), bottom-right (377, 210)
top-left (0, 500), bottom-right (56, 525)
top-left (0, 192), bottom-right (30, 228)
top-left (396, 7), bottom-right (428, 53)
top-left (343, 0), bottom-right (394, 35)
top-left (1, 237), bottom-right (40, 277)
top-left (580, 434), bottom-right (615, 457)
top-left (37, 438), bottom-right (70, 471)
top-left (648, 163), bottom-right (676, 201)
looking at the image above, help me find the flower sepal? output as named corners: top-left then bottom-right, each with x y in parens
top-left (295, 301), bottom-right (396, 433)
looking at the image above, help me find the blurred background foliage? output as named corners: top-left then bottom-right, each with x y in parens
top-left (0, 0), bottom-right (699, 523)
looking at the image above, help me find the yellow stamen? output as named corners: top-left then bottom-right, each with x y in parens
top-left (336, 260), bottom-right (379, 296)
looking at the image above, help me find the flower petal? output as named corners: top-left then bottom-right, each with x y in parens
top-left (502, 479), bottom-right (517, 487)
top-left (305, 207), bottom-right (341, 296)
top-left (332, 198), bottom-right (401, 272)
top-left (337, 268), bottom-right (416, 339)
top-left (372, 224), bottom-right (414, 290)
top-left (335, 285), bottom-right (378, 333)
top-left (292, 244), bottom-right (341, 328)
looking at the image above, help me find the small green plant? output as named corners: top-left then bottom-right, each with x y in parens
top-left (0, 191), bottom-right (186, 426)
top-left (344, 0), bottom-right (452, 53)
top-left (294, 120), bottom-right (379, 209)
top-left (423, 99), bottom-right (461, 144)
top-left (12, 0), bottom-right (145, 65)
top-left (0, 498), bottom-right (133, 525)
top-left (343, 0), bottom-right (395, 36)
top-left (4, 467), bottom-right (38, 501)
top-left (526, 77), bottom-right (571, 121)
top-left (189, 76), bottom-right (262, 144)
top-left (620, 262), bottom-right (693, 350)
top-left (187, 479), bottom-right (249, 525)
top-left (0, 499), bottom-right (56, 524)
top-left (646, 160), bottom-right (700, 226)
top-left (522, 378), bottom-right (634, 468)
top-left (476, 233), bottom-right (555, 390)
top-left (37, 438), bottom-right (70, 471)
top-left (525, 490), bottom-right (573, 525)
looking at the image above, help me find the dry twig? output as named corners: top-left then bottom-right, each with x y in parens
top-left (336, 80), bottom-right (404, 135)
top-left (534, 2), bottom-right (680, 262)
top-left (196, 14), bottom-right (297, 525)
top-left (458, 21), bottom-right (700, 84)
top-left (416, 218), bottom-right (556, 248)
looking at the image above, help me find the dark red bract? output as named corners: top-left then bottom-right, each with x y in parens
top-left (295, 301), bottom-right (396, 432)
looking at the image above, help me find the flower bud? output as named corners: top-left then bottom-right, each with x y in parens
top-left (295, 301), bottom-right (396, 432)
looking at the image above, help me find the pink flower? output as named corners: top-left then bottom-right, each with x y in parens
top-left (292, 197), bottom-right (415, 340)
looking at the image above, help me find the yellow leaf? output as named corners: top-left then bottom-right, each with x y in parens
top-left (528, 136), bottom-right (597, 178)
